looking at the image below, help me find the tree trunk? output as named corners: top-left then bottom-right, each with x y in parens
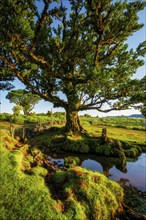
top-left (65, 110), bottom-right (85, 133)
top-left (101, 128), bottom-right (107, 143)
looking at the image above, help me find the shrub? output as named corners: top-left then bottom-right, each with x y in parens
top-left (12, 116), bottom-right (24, 124)
top-left (0, 113), bottom-right (12, 121)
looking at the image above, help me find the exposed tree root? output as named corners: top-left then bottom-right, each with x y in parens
top-left (120, 203), bottom-right (146, 220)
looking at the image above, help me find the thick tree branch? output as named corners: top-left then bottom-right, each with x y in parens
top-left (32, 0), bottom-right (50, 44)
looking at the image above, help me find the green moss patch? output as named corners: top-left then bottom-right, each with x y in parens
top-left (30, 125), bottom-right (145, 159)
top-left (49, 167), bottom-right (123, 220)
top-left (64, 156), bottom-right (81, 168)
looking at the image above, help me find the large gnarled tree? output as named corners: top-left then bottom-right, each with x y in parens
top-left (0, 0), bottom-right (146, 132)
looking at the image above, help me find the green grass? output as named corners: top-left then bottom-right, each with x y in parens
top-left (31, 124), bottom-right (145, 159)
top-left (0, 116), bottom-right (145, 144)
top-left (0, 130), bottom-right (124, 220)
top-left (81, 116), bottom-right (146, 130)
top-left (31, 124), bottom-right (146, 145)
top-left (83, 125), bottom-right (146, 144)
top-left (0, 121), bottom-right (22, 129)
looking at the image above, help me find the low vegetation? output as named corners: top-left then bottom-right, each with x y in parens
top-left (0, 114), bottom-right (146, 219)
top-left (0, 130), bottom-right (124, 220)
top-left (0, 113), bottom-right (145, 130)
top-left (1, 113), bottom-right (145, 159)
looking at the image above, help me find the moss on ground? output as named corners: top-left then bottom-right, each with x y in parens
top-left (0, 129), bottom-right (124, 220)
top-left (31, 126), bottom-right (145, 160)
top-left (49, 167), bottom-right (123, 220)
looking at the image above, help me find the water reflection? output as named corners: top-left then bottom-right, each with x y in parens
top-left (81, 153), bottom-right (146, 192)
top-left (48, 153), bottom-right (146, 192)
top-left (82, 156), bottom-right (127, 177)
top-left (82, 159), bottom-right (103, 172)
top-left (109, 153), bottom-right (146, 192)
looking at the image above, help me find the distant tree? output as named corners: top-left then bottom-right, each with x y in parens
top-left (46, 111), bottom-right (52, 117)
top-left (0, 0), bottom-right (146, 133)
top-left (53, 111), bottom-right (65, 117)
top-left (6, 90), bottom-right (41, 115)
top-left (83, 114), bottom-right (91, 118)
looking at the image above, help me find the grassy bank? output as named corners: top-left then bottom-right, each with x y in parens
top-left (0, 130), bottom-right (124, 220)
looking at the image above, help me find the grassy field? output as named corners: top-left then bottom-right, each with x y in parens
top-left (0, 120), bottom-right (145, 144)
top-left (84, 125), bottom-right (146, 144)
top-left (0, 121), bottom-right (19, 129)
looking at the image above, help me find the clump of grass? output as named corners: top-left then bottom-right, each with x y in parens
top-left (64, 156), bottom-right (80, 168)
top-left (51, 167), bottom-right (123, 220)
top-left (124, 146), bottom-right (142, 158)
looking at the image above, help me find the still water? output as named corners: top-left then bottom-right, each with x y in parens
top-left (82, 153), bottom-right (146, 192)
top-left (49, 153), bottom-right (146, 192)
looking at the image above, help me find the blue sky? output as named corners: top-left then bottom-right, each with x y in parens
top-left (0, 3), bottom-right (146, 117)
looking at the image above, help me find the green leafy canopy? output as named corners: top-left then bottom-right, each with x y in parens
top-left (6, 89), bottom-right (41, 115)
top-left (0, 0), bottom-right (146, 115)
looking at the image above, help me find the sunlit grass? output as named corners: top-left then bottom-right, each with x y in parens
top-left (0, 130), bottom-right (124, 220)
top-left (0, 119), bottom-right (145, 144)
top-left (84, 125), bottom-right (146, 144)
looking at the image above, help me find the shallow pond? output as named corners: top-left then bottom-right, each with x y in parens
top-left (48, 153), bottom-right (146, 192)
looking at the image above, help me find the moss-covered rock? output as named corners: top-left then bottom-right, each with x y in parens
top-left (124, 146), bottom-right (142, 158)
top-left (64, 137), bottom-right (90, 153)
top-left (51, 167), bottom-right (124, 220)
top-left (64, 156), bottom-right (80, 168)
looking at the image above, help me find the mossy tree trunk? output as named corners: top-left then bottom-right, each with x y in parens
top-left (65, 110), bottom-right (85, 133)
top-left (101, 128), bottom-right (107, 143)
